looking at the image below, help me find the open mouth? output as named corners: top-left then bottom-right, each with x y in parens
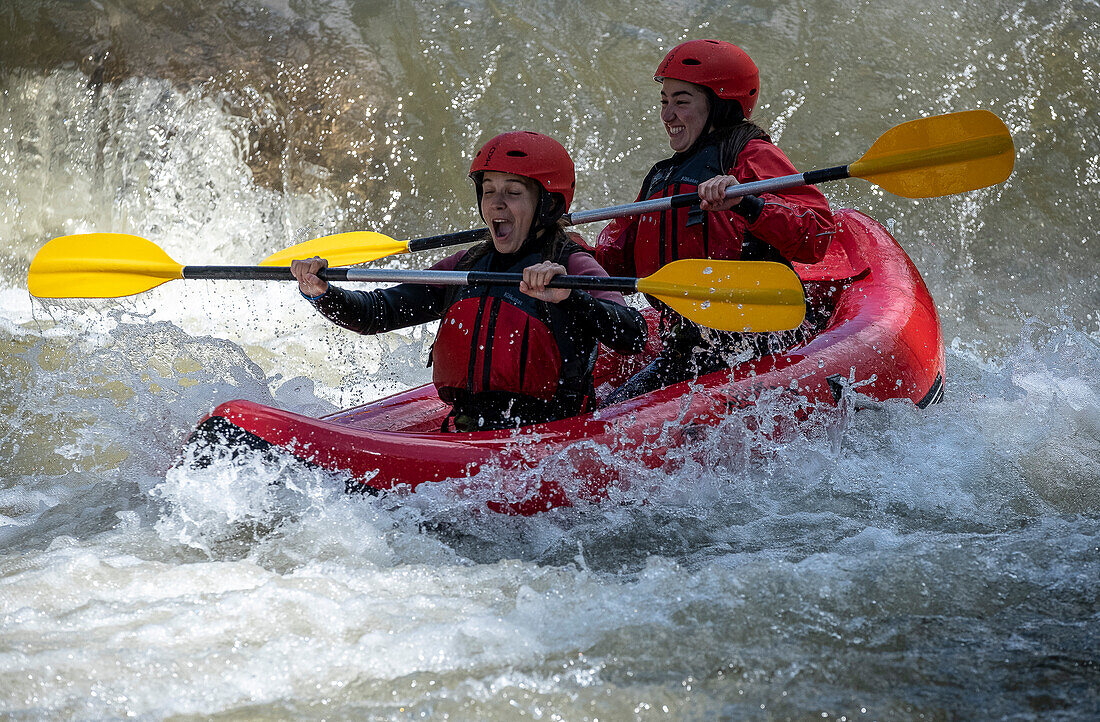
top-left (492, 218), bottom-right (513, 240)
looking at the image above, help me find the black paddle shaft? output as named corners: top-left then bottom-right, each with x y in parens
top-left (406, 227), bottom-right (490, 253)
top-left (561, 165), bottom-right (852, 225)
top-left (180, 265), bottom-right (638, 293)
top-left (466, 271), bottom-right (637, 293)
top-left (372, 165), bottom-right (853, 254)
top-left (182, 266), bottom-right (341, 281)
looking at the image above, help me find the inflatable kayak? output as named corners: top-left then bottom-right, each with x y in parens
top-left (185, 209), bottom-right (944, 514)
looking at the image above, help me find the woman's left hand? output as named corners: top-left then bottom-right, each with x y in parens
top-left (698, 175), bottom-right (743, 211)
top-left (520, 261), bottom-right (570, 303)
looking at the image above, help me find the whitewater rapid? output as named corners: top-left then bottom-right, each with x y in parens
top-left (3, 0), bottom-right (1099, 718)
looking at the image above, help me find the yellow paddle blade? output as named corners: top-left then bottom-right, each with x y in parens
top-left (849, 109), bottom-right (1014, 198)
top-left (28, 233), bottom-right (184, 298)
top-left (638, 260), bottom-right (806, 332)
top-left (259, 231), bottom-right (410, 267)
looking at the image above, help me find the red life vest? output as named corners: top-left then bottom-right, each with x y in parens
top-left (431, 244), bottom-right (591, 404)
top-left (631, 141), bottom-right (787, 278)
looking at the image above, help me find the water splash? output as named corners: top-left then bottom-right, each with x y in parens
top-left (2, 0), bottom-right (1099, 718)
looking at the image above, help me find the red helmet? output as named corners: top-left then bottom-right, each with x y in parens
top-left (654, 39), bottom-right (760, 118)
top-left (469, 131), bottom-right (576, 210)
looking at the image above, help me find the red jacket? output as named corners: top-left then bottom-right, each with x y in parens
top-left (596, 139), bottom-right (836, 278)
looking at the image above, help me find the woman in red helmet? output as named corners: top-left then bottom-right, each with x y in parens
top-left (291, 131), bottom-right (646, 431)
top-left (598, 39), bottom-right (836, 403)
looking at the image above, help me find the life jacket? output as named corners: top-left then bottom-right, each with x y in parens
top-left (430, 240), bottom-right (593, 407)
top-left (631, 140), bottom-right (789, 278)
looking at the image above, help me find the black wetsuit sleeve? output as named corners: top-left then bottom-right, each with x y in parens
top-left (560, 290), bottom-right (647, 354)
top-left (308, 283), bottom-right (448, 335)
top-left (733, 194), bottom-right (765, 223)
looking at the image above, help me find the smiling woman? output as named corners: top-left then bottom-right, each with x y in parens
top-left (290, 131), bottom-right (647, 431)
top-left (598, 38), bottom-right (837, 404)
top-left (660, 78), bottom-right (713, 154)
top-left (5, 1), bottom-right (1100, 718)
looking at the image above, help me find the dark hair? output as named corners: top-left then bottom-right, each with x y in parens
top-left (707, 91), bottom-right (746, 130)
top-left (681, 87), bottom-right (770, 169)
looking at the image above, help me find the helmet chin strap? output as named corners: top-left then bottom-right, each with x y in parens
top-left (526, 190), bottom-right (566, 243)
top-left (514, 190), bottom-right (565, 251)
top-left (535, 189), bottom-right (565, 227)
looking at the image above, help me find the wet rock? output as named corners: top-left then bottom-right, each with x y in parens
top-left (1, 0), bottom-right (387, 204)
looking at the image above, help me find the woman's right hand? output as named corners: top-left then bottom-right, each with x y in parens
top-left (698, 175), bottom-right (743, 211)
top-left (290, 256), bottom-right (329, 297)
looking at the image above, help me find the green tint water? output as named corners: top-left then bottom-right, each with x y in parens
top-left (1, 1), bottom-right (1098, 718)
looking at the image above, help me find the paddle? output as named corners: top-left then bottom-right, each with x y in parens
top-left (27, 234), bottom-right (807, 332)
top-left (261, 227), bottom-right (489, 268)
top-left (260, 109), bottom-right (1014, 266)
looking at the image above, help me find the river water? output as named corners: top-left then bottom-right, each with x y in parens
top-left (2, 1), bottom-right (1098, 719)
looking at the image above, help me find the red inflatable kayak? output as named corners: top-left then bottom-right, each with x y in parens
top-left (186, 209), bottom-right (944, 513)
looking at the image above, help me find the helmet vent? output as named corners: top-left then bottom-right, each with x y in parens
top-left (682, 58), bottom-right (702, 65)
top-left (506, 150), bottom-right (528, 157)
